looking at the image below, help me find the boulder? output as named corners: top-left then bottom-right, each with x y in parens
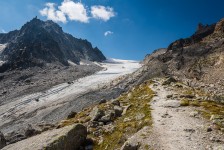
top-left (67, 111), bottom-right (77, 119)
top-left (111, 99), bottom-right (120, 106)
top-left (0, 131), bottom-right (6, 149)
top-left (89, 106), bottom-right (105, 121)
top-left (121, 141), bottom-right (140, 150)
top-left (114, 106), bottom-right (123, 117)
top-left (162, 77), bottom-right (177, 85)
top-left (2, 124), bottom-right (87, 150)
top-left (98, 99), bottom-right (107, 104)
top-left (99, 110), bottom-right (115, 124)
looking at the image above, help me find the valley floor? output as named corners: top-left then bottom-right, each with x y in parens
top-left (0, 59), bottom-right (140, 142)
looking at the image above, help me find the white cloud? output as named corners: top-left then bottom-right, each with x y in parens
top-left (59, 0), bottom-right (89, 23)
top-left (91, 6), bottom-right (115, 21)
top-left (39, 1), bottom-right (116, 23)
top-left (104, 31), bottom-right (113, 36)
top-left (40, 0), bottom-right (88, 23)
top-left (39, 3), bottom-right (67, 23)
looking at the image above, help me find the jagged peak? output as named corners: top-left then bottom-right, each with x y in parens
top-left (214, 18), bottom-right (224, 34)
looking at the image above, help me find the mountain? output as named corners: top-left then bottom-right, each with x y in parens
top-left (123, 18), bottom-right (224, 96)
top-left (0, 17), bottom-right (106, 72)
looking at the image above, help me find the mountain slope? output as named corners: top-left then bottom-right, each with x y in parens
top-left (0, 17), bottom-right (106, 72)
top-left (128, 18), bottom-right (224, 96)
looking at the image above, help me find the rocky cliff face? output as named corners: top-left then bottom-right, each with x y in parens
top-left (128, 18), bottom-right (224, 96)
top-left (0, 17), bottom-right (106, 72)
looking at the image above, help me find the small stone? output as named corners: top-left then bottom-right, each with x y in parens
top-left (207, 127), bottom-right (213, 132)
top-left (0, 131), bottom-right (6, 149)
top-left (189, 111), bottom-right (199, 117)
top-left (114, 106), bottom-right (123, 117)
top-left (99, 99), bottom-right (107, 104)
top-left (135, 113), bottom-right (145, 120)
top-left (210, 84), bottom-right (215, 87)
top-left (124, 118), bottom-right (132, 122)
top-left (89, 121), bottom-right (99, 128)
top-left (98, 122), bottom-right (104, 126)
top-left (210, 136), bottom-right (221, 142)
top-left (99, 110), bottom-right (115, 124)
top-left (67, 81), bottom-right (73, 84)
top-left (2, 91), bottom-right (7, 95)
top-left (121, 141), bottom-right (140, 150)
top-left (67, 111), bottom-right (77, 119)
top-left (89, 107), bottom-right (105, 121)
top-left (111, 99), bottom-right (120, 106)
top-left (162, 77), bottom-right (177, 85)
top-left (184, 129), bottom-right (195, 133)
top-left (166, 95), bottom-right (173, 98)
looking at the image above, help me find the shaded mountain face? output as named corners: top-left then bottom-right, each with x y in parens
top-left (0, 17), bottom-right (106, 72)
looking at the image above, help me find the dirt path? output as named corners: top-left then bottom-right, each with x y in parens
top-left (149, 78), bottom-right (224, 150)
top-left (124, 78), bottom-right (224, 150)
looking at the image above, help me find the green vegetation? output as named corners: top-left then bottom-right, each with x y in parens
top-left (94, 81), bottom-right (154, 150)
top-left (180, 99), bottom-right (190, 106)
top-left (179, 87), bottom-right (224, 130)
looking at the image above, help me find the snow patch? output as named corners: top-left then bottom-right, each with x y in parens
top-left (104, 58), bottom-right (139, 64)
top-left (0, 43), bottom-right (7, 54)
top-left (68, 60), bottom-right (77, 66)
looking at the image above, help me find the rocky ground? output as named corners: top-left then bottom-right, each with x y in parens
top-left (124, 78), bottom-right (224, 150)
top-left (1, 77), bottom-right (224, 150)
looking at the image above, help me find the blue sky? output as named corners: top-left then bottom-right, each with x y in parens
top-left (1, 0), bottom-right (224, 60)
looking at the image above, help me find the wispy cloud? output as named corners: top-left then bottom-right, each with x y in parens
top-left (91, 6), bottom-right (115, 21)
top-left (104, 31), bottom-right (113, 36)
top-left (39, 0), bottom-right (115, 23)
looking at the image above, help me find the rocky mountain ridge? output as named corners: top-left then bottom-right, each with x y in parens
top-left (129, 18), bottom-right (224, 97)
top-left (0, 17), bottom-right (106, 72)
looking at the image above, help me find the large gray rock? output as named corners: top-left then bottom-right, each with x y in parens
top-left (99, 110), bottom-right (115, 124)
top-left (0, 131), bottom-right (6, 149)
top-left (162, 77), bottom-right (177, 85)
top-left (89, 106), bottom-right (105, 121)
top-left (2, 124), bottom-right (87, 150)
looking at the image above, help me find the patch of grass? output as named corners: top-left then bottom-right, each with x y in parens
top-left (199, 101), bottom-right (224, 117)
top-left (176, 81), bottom-right (224, 131)
top-left (94, 81), bottom-right (154, 150)
top-left (144, 144), bottom-right (150, 150)
top-left (183, 89), bottom-right (194, 95)
top-left (58, 106), bottom-right (93, 128)
top-left (180, 99), bottom-right (190, 106)
top-left (190, 100), bottom-right (200, 107)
